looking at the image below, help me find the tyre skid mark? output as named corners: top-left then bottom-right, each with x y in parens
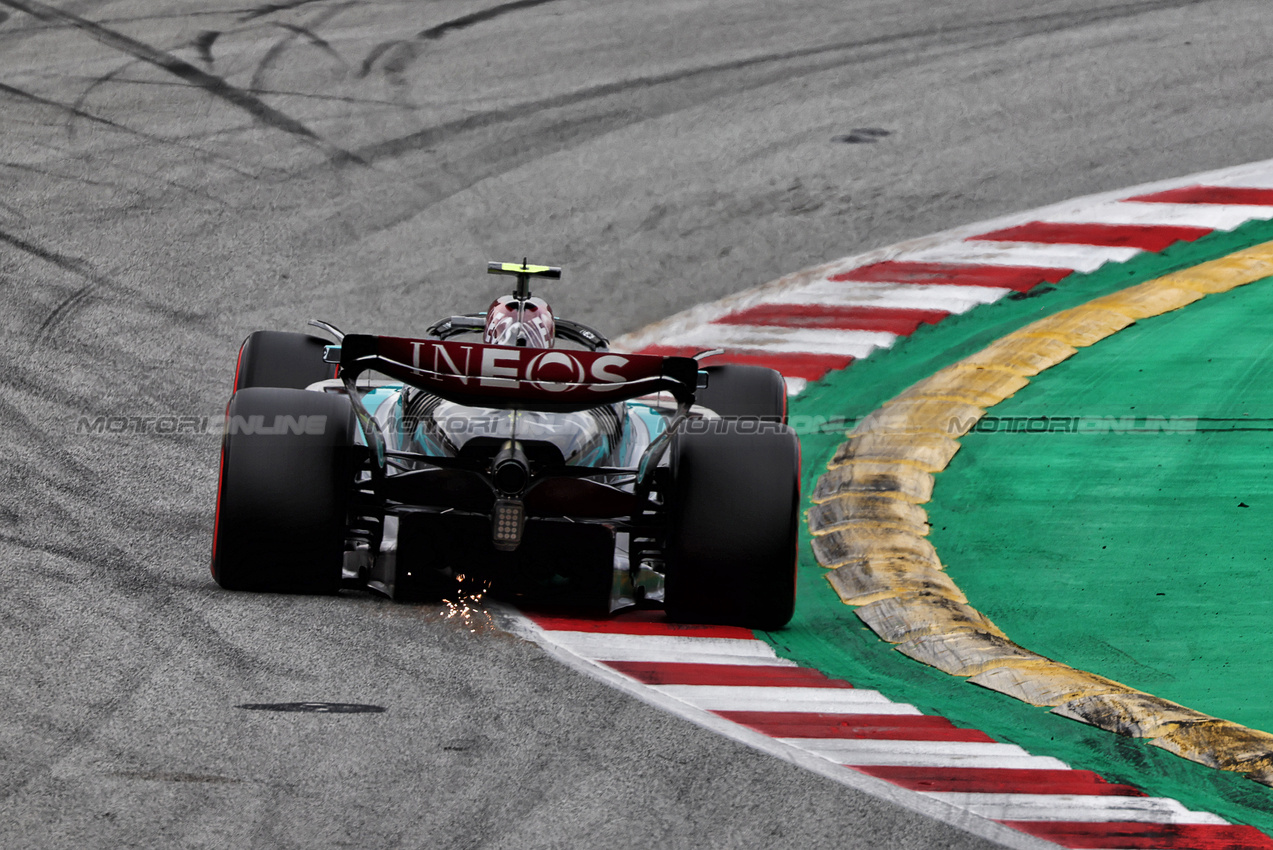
top-left (276, 2), bottom-right (1215, 242)
top-left (0, 228), bottom-right (109, 344)
top-left (62, 60), bottom-right (277, 182)
top-left (238, 0), bottom-right (335, 23)
top-left (1, 157), bottom-right (145, 200)
top-left (347, 34), bottom-right (998, 237)
top-left (0, 0), bottom-right (362, 163)
top-left (0, 76), bottom-right (245, 184)
top-left (271, 21), bottom-right (347, 65)
top-left (248, 5), bottom-right (353, 93)
top-left (352, 39), bottom-right (974, 162)
top-left (192, 29), bottom-right (219, 67)
top-left (0, 6), bottom-right (232, 40)
top-left (0, 573), bottom-right (273, 812)
top-left (2, 152), bottom-right (227, 206)
top-left (0, 514), bottom-right (297, 688)
top-left (0, 80), bottom-right (135, 135)
top-left (110, 72), bottom-right (404, 108)
top-left (358, 0), bottom-right (562, 79)
top-left (354, 0), bottom-right (1204, 163)
top-left (0, 389), bottom-right (285, 807)
top-left (0, 227), bottom-right (211, 345)
top-left (334, 17), bottom-right (1175, 249)
top-left (278, 99), bottom-right (643, 247)
top-left (69, 57), bottom-right (143, 138)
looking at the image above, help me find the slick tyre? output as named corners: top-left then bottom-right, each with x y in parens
top-left (211, 388), bottom-right (355, 594)
top-left (234, 330), bottom-right (337, 391)
top-left (664, 420), bottom-right (800, 630)
top-left (694, 364), bottom-right (787, 423)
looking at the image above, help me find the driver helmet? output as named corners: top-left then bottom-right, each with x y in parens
top-left (484, 295), bottom-right (556, 348)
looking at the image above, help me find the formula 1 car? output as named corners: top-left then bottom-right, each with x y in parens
top-left (211, 262), bottom-right (800, 629)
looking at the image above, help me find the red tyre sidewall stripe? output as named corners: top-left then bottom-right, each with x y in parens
top-left (209, 400), bottom-right (230, 575)
top-left (231, 338), bottom-right (246, 394)
top-left (215, 338), bottom-right (247, 573)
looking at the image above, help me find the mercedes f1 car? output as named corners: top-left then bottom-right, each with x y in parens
top-left (211, 262), bottom-right (800, 628)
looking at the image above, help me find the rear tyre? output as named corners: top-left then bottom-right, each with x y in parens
top-left (694, 364), bottom-right (787, 423)
top-left (663, 420), bottom-right (800, 629)
top-left (211, 388), bottom-right (355, 593)
top-left (234, 330), bottom-right (336, 391)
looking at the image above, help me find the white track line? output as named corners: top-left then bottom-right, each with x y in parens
top-left (658, 325), bottom-right (896, 356)
top-left (897, 241), bottom-right (1139, 271)
top-left (653, 684), bottom-right (909, 713)
top-left (781, 738), bottom-right (1066, 768)
top-left (1041, 200), bottom-right (1273, 229)
top-left (924, 794), bottom-right (1228, 825)
top-left (546, 631), bottom-right (786, 661)
top-left (569, 647), bottom-right (802, 666)
top-left (758, 281), bottom-right (1012, 314)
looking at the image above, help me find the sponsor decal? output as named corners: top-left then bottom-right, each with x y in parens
top-left (372, 336), bottom-right (662, 400)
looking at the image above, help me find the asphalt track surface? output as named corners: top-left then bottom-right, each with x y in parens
top-left (2, 1), bottom-right (1273, 847)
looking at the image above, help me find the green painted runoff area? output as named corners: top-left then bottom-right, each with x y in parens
top-left (932, 277), bottom-right (1273, 732)
top-left (773, 218), bottom-right (1273, 832)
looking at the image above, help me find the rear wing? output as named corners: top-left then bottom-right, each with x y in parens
top-left (339, 334), bottom-right (700, 412)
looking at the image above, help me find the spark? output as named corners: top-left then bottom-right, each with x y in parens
top-left (441, 573), bottom-right (494, 632)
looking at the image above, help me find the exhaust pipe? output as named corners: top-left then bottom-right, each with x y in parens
top-left (491, 440), bottom-right (530, 496)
